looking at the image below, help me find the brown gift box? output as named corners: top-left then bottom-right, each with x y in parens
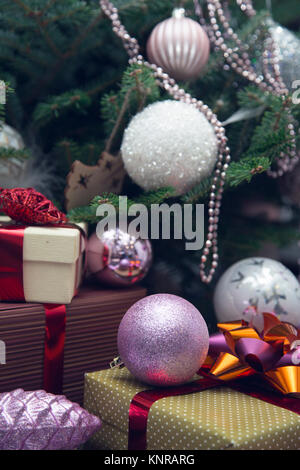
top-left (0, 285), bottom-right (146, 405)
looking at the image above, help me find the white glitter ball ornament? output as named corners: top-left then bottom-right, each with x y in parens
top-left (269, 22), bottom-right (300, 91)
top-left (213, 257), bottom-right (300, 328)
top-left (121, 100), bottom-right (218, 195)
top-left (253, 19), bottom-right (300, 91)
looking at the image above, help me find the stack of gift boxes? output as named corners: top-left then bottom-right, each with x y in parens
top-left (0, 198), bottom-right (300, 451)
top-left (0, 213), bottom-right (146, 406)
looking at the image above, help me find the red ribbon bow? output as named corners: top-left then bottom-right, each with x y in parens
top-left (0, 187), bottom-right (67, 225)
top-left (0, 188), bottom-right (69, 394)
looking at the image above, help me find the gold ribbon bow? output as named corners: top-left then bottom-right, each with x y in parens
top-left (205, 312), bottom-right (300, 397)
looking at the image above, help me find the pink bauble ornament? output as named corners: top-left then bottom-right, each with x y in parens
top-left (87, 229), bottom-right (152, 287)
top-left (146, 8), bottom-right (210, 81)
top-left (118, 294), bottom-right (209, 387)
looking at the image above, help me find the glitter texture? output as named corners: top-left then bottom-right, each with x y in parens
top-left (0, 187), bottom-right (67, 225)
top-left (213, 257), bottom-right (300, 328)
top-left (118, 294), bottom-right (209, 387)
top-left (269, 22), bottom-right (300, 91)
top-left (121, 100), bottom-right (218, 195)
top-left (0, 389), bottom-right (101, 450)
top-left (100, 0), bottom-right (232, 283)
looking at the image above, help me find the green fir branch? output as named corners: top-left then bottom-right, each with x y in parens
top-left (54, 139), bottom-right (106, 172)
top-left (101, 63), bottom-right (160, 141)
top-left (226, 156), bottom-right (271, 186)
top-left (67, 187), bottom-right (177, 223)
top-left (33, 89), bottom-right (92, 126)
top-left (0, 147), bottom-right (30, 160)
top-left (181, 178), bottom-right (213, 204)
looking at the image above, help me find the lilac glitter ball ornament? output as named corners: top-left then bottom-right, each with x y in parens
top-left (87, 229), bottom-right (152, 287)
top-left (146, 8), bottom-right (210, 81)
top-left (118, 294), bottom-right (209, 387)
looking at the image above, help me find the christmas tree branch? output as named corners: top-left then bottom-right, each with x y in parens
top-left (23, 8), bottom-right (104, 104)
top-left (67, 188), bottom-right (177, 223)
top-left (0, 148), bottom-right (30, 161)
top-left (105, 88), bottom-right (133, 153)
top-left (33, 90), bottom-right (92, 126)
top-left (24, 56), bottom-right (65, 105)
top-left (34, 13), bottom-right (63, 59)
top-left (101, 64), bottom-right (160, 139)
top-left (86, 75), bottom-right (123, 97)
top-left (0, 32), bottom-right (46, 67)
top-left (63, 12), bottom-right (104, 60)
top-left (11, 0), bottom-right (31, 15)
top-left (41, 0), bottom-right (58, 16)
top-left (58, 140), bottom-right (74, 169)
top-left (55, 139), bottom-right (104, 168)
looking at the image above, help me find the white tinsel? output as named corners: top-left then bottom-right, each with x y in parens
top-left (222, 105), bottom-right (266, 126)
top-left (0, 121), bottom-right (58, 197)
top-left (0, 158), bottom-right (59, 198)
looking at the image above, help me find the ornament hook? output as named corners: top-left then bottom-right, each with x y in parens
top-left (172, 8), bottom-right (186, 19)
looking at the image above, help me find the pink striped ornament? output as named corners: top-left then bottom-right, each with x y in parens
top-left (146, 8), bottom-right (210, 81)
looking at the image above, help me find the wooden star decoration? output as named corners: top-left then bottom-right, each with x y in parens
top-left (64, 151), bottom-right (126, 212)
top-left (77, 174), bottom-right (92, 189)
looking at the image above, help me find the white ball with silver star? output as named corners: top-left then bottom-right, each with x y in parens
top-left (121, 100), bottom-right (218, 195)
top-left (213, 257), bottom-right (300, 328)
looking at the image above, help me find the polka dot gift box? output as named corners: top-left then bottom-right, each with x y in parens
top-left (84, 367), bottom-right (300, 450)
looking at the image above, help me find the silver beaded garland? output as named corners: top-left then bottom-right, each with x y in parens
top-left (199, 0), bottom-right (299, 179)
top-left (197, 0), bottom-right (300, 278)
top-left (269, 22), bottom-right (300, 91)
top-left (99, 0), bottom-right (232, 284)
